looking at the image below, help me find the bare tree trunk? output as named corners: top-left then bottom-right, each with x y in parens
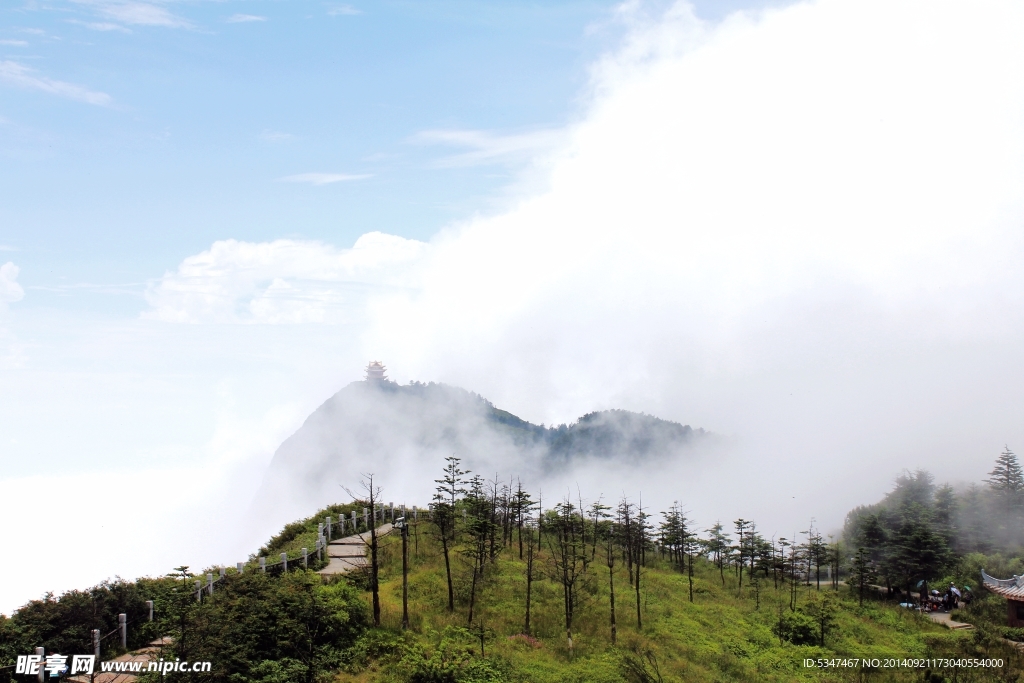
top-left (737, 529), bottom-right (744, 593)
top-left (687, 547), bottom-right (694, 603)
top-left (517, 482), bottom-right (524, 560)
top-left (442, 535), bottom-right (454, 612)
top-left (401, 522), bottom-right (409, 630)
top-left (536, 491), bottom-right (543, 553)
top-left (467, 562), bottom-right (479, 625)
top-left (366, 484), bottom-right (381, 627)
top-left (607, 539), bottom-right (617, 645)
top-left (468, 528), bottom-right (486, 625)
top-left (634, 557), bottom-right (642, 630)
top-left (524, 537), bottom-right (533, 634)
top-left (623, 507), bottom-right (634, 587)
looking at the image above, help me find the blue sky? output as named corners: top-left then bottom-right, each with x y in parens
top-left (1, 0), bottom-right (772, 314)
top-left (7, 0), bottom-right (1024, 614)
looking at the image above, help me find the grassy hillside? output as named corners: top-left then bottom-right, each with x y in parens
top-left (4, 501), bottom-right (1022, 683)
top-left (321, 517), bottom-right (1021, 683)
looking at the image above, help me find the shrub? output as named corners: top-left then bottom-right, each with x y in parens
top-left (773, 611), bottom-right (818, 646)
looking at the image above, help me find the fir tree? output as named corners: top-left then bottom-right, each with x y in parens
top-left (986, 446), bottom-right (1024, 496)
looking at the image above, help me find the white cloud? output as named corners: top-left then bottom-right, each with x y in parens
top-left (259, 129), bottom-right (295, 142)
top-left (227, 14), bottom-right (267, 23)
top-left (144, 233), bottom-right (428, 324)
top-left (73, 1), bottom-right (191, 29)
top-left (351, 0), bottom-right (1024, 529)
top-left (0, 402), bottom-right (302, 614)
top-left (278, 172), bottom-right (371, 185)
top-left (412, 128), bottom-right (565, 168)
top-left (0, 60), bottom-right (111, 105)
top-left (69, 20), bottom-right (133, 32)
top-left (0, 40), bottom-right (28, 46)
top-left (0, 262), bottom-right (25, 311)
top-left (327, 5), bottom-right (361, 16)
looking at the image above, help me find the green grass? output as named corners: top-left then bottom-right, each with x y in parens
top-left (329, 524), bottom-right (1024, 682)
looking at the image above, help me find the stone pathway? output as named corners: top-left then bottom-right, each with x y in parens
top-left (926, 611), bottom-right (974, 630)
top-left (67, 637), bottom-right (172, 683)
top-left (319, 523), bottom-right (393, 576)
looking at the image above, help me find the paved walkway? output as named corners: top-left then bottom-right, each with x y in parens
top-left (319, 523), bottom-right (393, 576)
top-left (926, 611), bottom-right (974, 630)
top-left (67, 637), bottom-right (172, 683)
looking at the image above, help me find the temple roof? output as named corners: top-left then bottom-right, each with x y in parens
top-left (365, 361), bottom-right (388, 381)
top-left (982, 569), bottom-right (1024, 600)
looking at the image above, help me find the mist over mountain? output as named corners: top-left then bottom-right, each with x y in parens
top-left (256, 378), bottom-right (707, 515)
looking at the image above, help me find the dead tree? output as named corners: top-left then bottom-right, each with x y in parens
top-left (345, 474), bottom-right (383, 626)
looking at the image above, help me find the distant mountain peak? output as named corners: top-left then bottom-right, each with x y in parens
top-left (258, 378), bottom-right (707, 511)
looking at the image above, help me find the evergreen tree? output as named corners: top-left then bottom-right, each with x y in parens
top-left (850, 547), bottom-right (874, 607)
top-left (932, 484), bottom-right (958, 547)
top-left (547, 498), bottom-right (589, 653)
top-left (463, 475), bottom-right (493, 625)
top-left (705, 522), bottom-right (730, 586)
top-left (432, 455), bottom-right (467, 613)
top-left (986, 446), bottom-right (1024, 497)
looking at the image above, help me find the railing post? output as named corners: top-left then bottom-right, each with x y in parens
top-left (237, 561), bottom-right (244, 574)
top-left (35, 646), bottom-right (44, 683)
top-left (351, 510), bottom-right (357, 531)
top-left (414, 505), bottom-right (418, 521)
top-left (302, 547), bottom-right (308, 569)
top-left (326, 517), bottom-right (332, 542)
top-left (363, 508), bottom-right (368, 529)
top-left (146, 600), bottom-right (154, 622)
top-left (207, 573), bottom-right (213, 595)
top-left (93, 628), bottom-right (100, 659)
top-left (194, 579), bottom-right (201, 602)
top-left (119, 613), bottom-right (127, 649)
top-left (259, 557), bottom-right (266, 573)
top-left (281, 552), bottom-right (288, 571)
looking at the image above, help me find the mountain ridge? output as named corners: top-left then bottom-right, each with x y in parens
top-left (257, 379), bottom-right (707, 513)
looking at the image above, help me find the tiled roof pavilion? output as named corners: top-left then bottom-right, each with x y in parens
top-left (982, 570), bottom-right (1024, 600)
top-left (982, 570), bottom-right (1024, 627)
